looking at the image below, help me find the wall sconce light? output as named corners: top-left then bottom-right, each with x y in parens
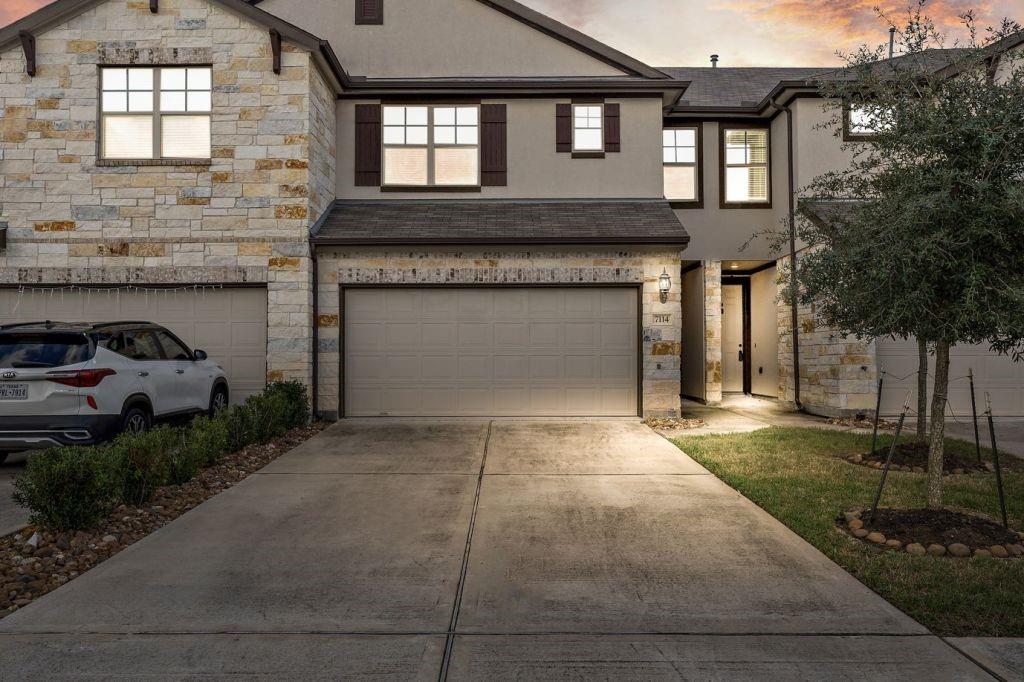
top-left (658, 268), bottom-right (672, 303)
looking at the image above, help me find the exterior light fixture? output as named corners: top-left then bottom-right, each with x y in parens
top-left (658, 268), bottom-right (672, 303)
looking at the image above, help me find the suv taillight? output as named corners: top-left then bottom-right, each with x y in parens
top-left (46, 368), bottom-right (116, 388)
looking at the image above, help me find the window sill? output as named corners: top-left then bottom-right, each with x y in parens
top-left (572, 151), bottom-right (605, 159)
top-left (380, 185), bottom-right (482, 193)
top-left (669, 200), bottom-right (703, 210)
top-left (96, 158), bottom-right (212, 167)
top-left (720, 200), bottom-right (773, 210)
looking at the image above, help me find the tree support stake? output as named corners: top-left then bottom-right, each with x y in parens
top-left (986, 395), bottom-right (1009, 529)
top-left (870, 392), bottom-right (910, 523)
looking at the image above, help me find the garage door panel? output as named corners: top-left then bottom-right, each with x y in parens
top-left (0, 287), bottom-right (267, 404)
top-left (344, 287), bottom-right (638, 417)
top-left (876, 338), bottom-right (1024, 417)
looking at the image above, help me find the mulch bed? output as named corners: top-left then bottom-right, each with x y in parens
top-left (844, 439), bottom-right (1019, 475)
top-left (827, 416), bottom-right (898, 430)
top-left (644, 417), bottom-right (706, 432)
top-left (1, 422), bottom-right (326, 619)
top-left (840, 507), bottom-right (1024, 559)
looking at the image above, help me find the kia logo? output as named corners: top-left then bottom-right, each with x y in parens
top-left (1, 371), bottom-right (15, 379)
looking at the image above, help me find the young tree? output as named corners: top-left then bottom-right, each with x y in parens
top-left (789, 5), bottom-right (1024, 508)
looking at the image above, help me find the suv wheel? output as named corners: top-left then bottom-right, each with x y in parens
top-left (121, 405), bottom-right (151, 436)
top-left (209, 386), bottom-right (229, 416)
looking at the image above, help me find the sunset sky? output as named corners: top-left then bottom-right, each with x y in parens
top-left (2, 0), bottom-right (1022, 67)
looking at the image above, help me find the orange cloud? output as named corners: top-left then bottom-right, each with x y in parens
top-left (719, 0), bottom-right (1002, 47)
top-left (0, 0), bottom-right (47, 28)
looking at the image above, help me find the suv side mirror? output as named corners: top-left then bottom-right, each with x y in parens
top-left (193, 350), bottom-right (208, 361)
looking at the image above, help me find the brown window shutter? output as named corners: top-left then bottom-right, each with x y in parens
top-left (604, 103), bottom-right (620, 152)
top-left (480, 104), bottom-right (507, 187)
top-left (354, 104), bottom-right (382, 187)
top-left (355, 0), bottom-right (383, 25)
top-left (556, 103), bottom-right (572, 153)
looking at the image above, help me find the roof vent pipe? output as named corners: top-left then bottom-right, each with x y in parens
top-left (888, 27), bottom-right (896, 59)
top-left (710, 54), bottom-right (719, 68)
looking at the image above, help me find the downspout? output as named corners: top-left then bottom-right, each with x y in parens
top-left (773, 97), bottom-right (802, 410)
top-left (310, 241), bottom-right (320, 418)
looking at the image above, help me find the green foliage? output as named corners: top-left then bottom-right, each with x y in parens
top-left (12, 447), bottom-right (123, 531)
top-left (13, 381), bottom-right (310, 531)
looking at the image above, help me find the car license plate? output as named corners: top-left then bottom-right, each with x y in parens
top-left (0, 384), bottom-right (28, 400)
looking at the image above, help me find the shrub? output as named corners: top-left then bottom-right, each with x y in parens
top-left (115, 425), bottom-right (179, 505)
top-left (16, 381), bottom-right (310, 531)
top-left (12, 446), bottom-right (123, 531)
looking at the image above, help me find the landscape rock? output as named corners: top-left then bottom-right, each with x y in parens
top-left (947, 543), bottom-right (971, 558)
top-left (990, 545), bottom-right (1009, 558)
top-left (885, 539), bottom-right (903, 549)
top-left (866, 532), bottom-right (887, 544)
top-left (853, 529), bottom-right (869, 538)
top-left (25, 533), bottom-right (40, 550)
top-left (975, 549), bottom-right (992, 558)
top-left (927, 544), bottom-right (947, 557)
top-left (1007, 544), bottom-right (1024, 557)
top-left (848, 518), bottom-right (864, 530)
top-left (906, 543), bottom-right (927, 556)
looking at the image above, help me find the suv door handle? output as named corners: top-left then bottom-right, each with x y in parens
top-left (138, 371), bottom-right (149, 377)
top-left (175, 369), bottom-right (185, 375)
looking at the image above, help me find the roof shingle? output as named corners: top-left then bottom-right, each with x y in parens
top-left (312, 200), bottom-right (689, 246)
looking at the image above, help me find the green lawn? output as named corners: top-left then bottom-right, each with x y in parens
top-left (672, 427), bottom-right (1024, 637)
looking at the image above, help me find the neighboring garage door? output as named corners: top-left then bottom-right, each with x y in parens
top-left (876, 338), bottom-right (1024, 417)
top-left (0, 287), bottom-right (268, 403)
top-left (344, 287), bottom-right (639, 417)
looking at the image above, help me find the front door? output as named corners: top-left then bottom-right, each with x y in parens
top-left (722, 284), bottom-right (746, 393)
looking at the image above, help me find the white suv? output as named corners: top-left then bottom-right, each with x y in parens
top-left (0, 321), bottom-right (229, 461)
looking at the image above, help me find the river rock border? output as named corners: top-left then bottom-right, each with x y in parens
top-left (841, 510), bottom-right (1024, 559)
top-left (844, 453), bottom-right (996, 476)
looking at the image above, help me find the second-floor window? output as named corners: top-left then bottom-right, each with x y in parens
top-left (100, 66), bottom-right (212, 161)
top-left (572, 104), bottom-right (603, 152)
top-left (663, 127), bottom-right (699, 202)
top-left (722, 128), bottom-right (769, 205)
top-left (383, 105), bottom-right (479, 186)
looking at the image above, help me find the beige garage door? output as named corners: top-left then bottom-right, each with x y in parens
top-left (876, 338), bottom-right (1024, 417)
top-left (344, 287), bottom-right (639, 417)
top-left (0, 287), bottom-right (267, 403)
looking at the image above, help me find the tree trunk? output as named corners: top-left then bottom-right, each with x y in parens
top-left (916, 338), bottom-right (929, 441)
top-left (926, 340), bottom-right (950, 509)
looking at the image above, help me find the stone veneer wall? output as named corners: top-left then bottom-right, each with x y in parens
top-left (702, 260), bottom-right (723, 405)
top-left (776, 255), bottom-right (878, 417)
top-left (313, 247), bottom-right (684, 419)
top-left (0, 0), bottom-right (336, 388)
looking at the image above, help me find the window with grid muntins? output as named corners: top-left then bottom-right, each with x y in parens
top-left (382, 105), bottom-right (479, 187)
top-left (723, 129), bottom-right (769, 204)
top-left (663, 128), bottom-right (698, 201)
top-left (572, 104), bottom-right (603, 152)
top-left (100, 66), bottom-right (212, 160)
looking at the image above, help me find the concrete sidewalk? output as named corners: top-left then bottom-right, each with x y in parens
top-left (0, 419), bottom-right (991, 679)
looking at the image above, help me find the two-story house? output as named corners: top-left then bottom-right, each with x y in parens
top-left (1, 0), bottom-right (1021, 421)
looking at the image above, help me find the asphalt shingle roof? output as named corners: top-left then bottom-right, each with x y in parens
top-left (312, 200), bottom-right (689, 245)
top-left (659, 67), bottom-right (829, 108)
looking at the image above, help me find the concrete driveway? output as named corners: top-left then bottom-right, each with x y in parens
top-left (0, 420), bottom-right (990, 679)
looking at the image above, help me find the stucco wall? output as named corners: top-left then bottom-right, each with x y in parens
top-left (313, 247), bottom-right (684, 418)
top-left (749, 265), bottom-right (778, 397)
top-left (0, 0), bottom-right (327, 387)
top-left (672, 118), bottom-right (790, 262)
top-left (254, 0), bottom-right (626, 78)
top-left (336, 97), bottom-right (665, 200)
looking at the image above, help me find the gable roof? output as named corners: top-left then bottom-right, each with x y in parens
top-left (0, 0), bottom-right (351, 92)
top-left (247, 0), bottom-right (668, 80)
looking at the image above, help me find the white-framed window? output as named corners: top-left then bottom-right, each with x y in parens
top-left (572, 104), bottom-right (603, 152)
top-left (723, 128), bottom-right (769, 205)
top-left (846, 102), bottom-right (888, 138)
top-left (100, 66), bottom-right (212, 160)
top-left (382, 105), bottom-right (480, 186)
top-left (663, 127), bottom-right (699, 202)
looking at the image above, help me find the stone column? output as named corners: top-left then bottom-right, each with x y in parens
top-left (703, 260), bottom-right (723, 405)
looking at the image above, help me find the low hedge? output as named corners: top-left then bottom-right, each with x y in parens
top-left (13, 381), bottom-right (309, 532)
